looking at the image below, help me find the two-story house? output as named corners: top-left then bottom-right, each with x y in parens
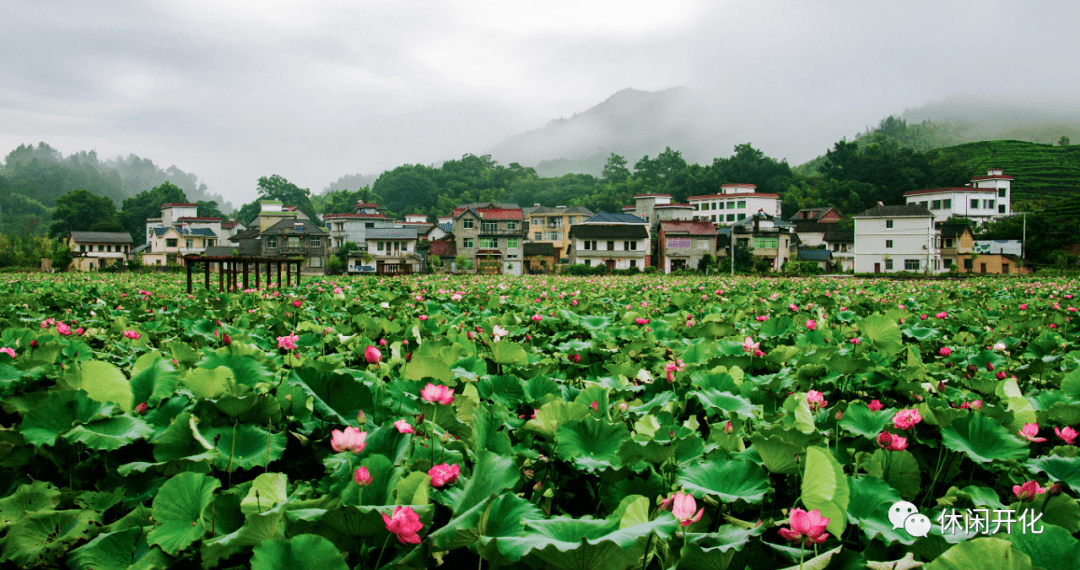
top-left (323, 202), bottom-right (395, 251)
top-left (453, 203), bottom-right (526, 275)
top-left (567, 212), bottom-right (650, 271)
top-left (823, 229), bottom-right (854, 272)
top-left (626, 194), bottom-right (694, 225)
top-left (730, 211), bottom-right (796, 271)
top-left (903, 168), bottom-right (1013, 225)
top-left (658, 221), bottom-right (717, 272)
top-left (690, 184), bottom-right (782, 226)
top-left (853, 204), bottom-right (941, 274)
top-left (143, 227), bottom-right (218, 266)
top-left (523, 205), bottom-right (594, 263)
top-left (67, 231), bottom-right (134, 271)
top-left (261, 219), bottom-right (330, 274)
top-left (352, 227), bottom-right (420, 275)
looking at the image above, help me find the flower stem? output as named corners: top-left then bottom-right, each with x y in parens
top-left (799, 541), bottom-right (806, 570)
top-left (374, 533), bottom-right (393, 570)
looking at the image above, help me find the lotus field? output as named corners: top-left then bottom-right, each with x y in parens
top-left (4, 273), bottom-right (1080, 570)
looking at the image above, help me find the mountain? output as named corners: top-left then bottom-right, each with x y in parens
top-left (488, 87), bottom-right (712, 177)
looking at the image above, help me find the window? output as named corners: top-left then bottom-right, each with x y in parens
top-left (204, 241), bottom-right (212, 248)
top-left (584, 259), bottom-right (591, 266)
top-left (185, 239), bottom-right (193, 248)
top-left (532, 217), bottom-right (541, 226)
top-left (506, 221), bottom-right (517, 230)
top-left (1003, 263), bottom-right (1010, 274)
top-left (886, 220), bottom-right (894, 228)
top-left (711, 215), bottom-right (717, 222)
top-left (905, 259), bottom-right (920, 271)
top-left (106, 245), bottom-right (112, 252)
top-left (964, 259), bottom-right (973, 270)
top-left (999, 188), bottom-right (1007, 198)
top-left (365, 223), bottom-right (375, 228)
top-left (568, 216), bottom-right (576, 224)
top-left (482, 221), bottom-right (498, 232)
top-left (534, 232), bottom-right (542, 240)
top-left (885, 259), bottom-right (894, 270)
top-left (737, 200), bottom-right (746, 209)
top-left (97, 245), bottom-right (104, 252)
top-left (463, 238), bottom-right (473, 248)
top-left (309, 257), bottom-right (323, 268)
top-left (507, 238), bottom-right (519, 249)
top-left (310, 238), bottom-right (321, 247)
top-left (166, 239), bottom-right (178, 248)
top-left (607, 241), bottom-right (615, 251)
top-left (931, 200), bottom-right (941, 210)
top-left (980, 263), bottom-right (987, 274)
top-left (546, 232), bottom-right (559, 241)
top-left (79, 245), bottom-right (85, 252)
top-left (727, 201), bottom-right (735, 210)
top-left (944, 259), bottom-right (953, 269)
top-left (694, 204), bottom-right (700, 211)
top-left (266, 237), bottom-right (278, 248)
top-left (943, 199), bottom-right (952, 208)
top-left (463, 219), bottom-right (474, 229)
top-left (971, 199), bottom-right (979, 209)
top-left (377, 241), bottom-right (384, 251)
top-left (737, 213), bottom-right (746, 221)
top-left (479, 238), bottom-right (496, 248)
top-left (886, 240), bottom-right (893, 248)
top-left (753, 236), bottom-right (778, 249)
top-left (726, 214), bottom-right (736, 222)
top-left (630, 259), bottom-right (637, 268)
top-left (624, 240), bottom-right (637, 250)
top-left (945, 239), bottom-right (954, 248)
top-left (999, 205), bottom-right (1006, 214)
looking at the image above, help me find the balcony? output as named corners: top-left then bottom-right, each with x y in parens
top-left (478, 228), bottom-right (527, 237)
top-left (279, 246), bottom-right (308, 255)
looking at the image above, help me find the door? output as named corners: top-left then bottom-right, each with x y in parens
top-left (874, 263), bottom-right (880, 273)
top-left (605, 259), bottom-right (616, 272)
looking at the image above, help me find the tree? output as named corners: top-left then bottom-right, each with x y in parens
top-left (454, 253), bottom-right (472, 274)
top-left (197, 200), bottom-right (225, 219)
top-left (427, 254), bottom-right (442, 273)
top-left (633, 147), bottom-right (687, 188)
top-left (373, 165), bottom-right (440, 218)
top-left (120, 181), bottom-right (188, 244)
top-left (602, 153), bottom-right (630, 183)
top-left (256, 175), bottom-right (316, 220)
top-left (49, 189), bottom-right (121, 237)
top-left (50, 245), bottom-right (72, 272)
top-left (325, 255), bottom-right (343, 275)
top-left (1060, 135), bottom-right (1071, 147)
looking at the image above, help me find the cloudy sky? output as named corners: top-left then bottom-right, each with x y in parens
top-left (2, 0), bottom-right (1077, 205)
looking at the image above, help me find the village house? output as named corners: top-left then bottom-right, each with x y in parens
top-left (427, 238), bottom-right (458, 273)
top-left (788, 207), bottom-right (844, 224)
top-left (351, 227), bottom-right (421, 275)
top-left (730, 211), bottom-right (796, 271)
top-left (66, 231), bottom-right (134, 271)
top-left (903, 168), bottom-right (1013, 225)
top-left (624, 194), bottom-right (694, 225)
top-left (524, 242), bottom-right (559, 273)
top-left (523, 205), bottom-right (594, 261)
top-left (567, 212), bottom-right (650, 271)
top-left (260, 218), bottom-right (330, 274)
top-left (142, 227), bottom-right (218, 267)
top-left (323, 202), bottom-right (395, 251)
top-left (453, 202), bottom-right (526, 275)
top-left (689, 184), bottom-right (782, 226)
top-left (658, 220), bottom-right (717, 273)
top-left (823, 229), bottom-right (855, 272)
top-left (852, 204), bottom-right (942, 274)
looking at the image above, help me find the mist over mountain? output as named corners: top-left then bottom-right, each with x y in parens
top-left (897, 95), bottom-right (1080, 148)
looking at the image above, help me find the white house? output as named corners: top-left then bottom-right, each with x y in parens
top-left (903, 169), bottom-right (1012, 224)
top-left (568, 212), bottom-right (651, 271)
top-left (853, 204), bottom-right (942, 274)
top-left (323, 202), bottom-right (396, 251)
top-left (689, 184), bottom-right (782, 226)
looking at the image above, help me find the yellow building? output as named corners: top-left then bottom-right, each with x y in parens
top-left (523, 205), bottom-right (594, 258)
top-left (67, 231), bottom-right (133, 271)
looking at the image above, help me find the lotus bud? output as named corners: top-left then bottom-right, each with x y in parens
top-left (440, 431), bottom-right (450, 444)
top-left (1049, 483), bottom-right (1064, 496)
top-left (724, 421), bottom-right (733, 434)
top-left (357, 409), bottom-right (367, 426)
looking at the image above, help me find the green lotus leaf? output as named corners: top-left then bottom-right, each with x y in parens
top-left (201, 510), bottom-right (286, 568)
top-left (924, 537), bottom-right (1032, 570)
top-left (68, 526), bottom-right (171, 570)
top-left (404, 354), bottom-right (454, 382)
top-left (846, 476), bottom-right (913, 545)
top-left (677, 525), bottom-right (765, 570)
top-left (241, 473), bottom-right (288, 515)
top-left (20, 389), bottom-right (113, 447)
top-left (129, 357), bottom-right (181, 408)
top-left (199, 423), bottom-right (286, 472)
top-left (198, 350), bottom-right (272, 387)
top-left (249, 534), bottom-right (349, 570)
top-left (693, 390), bottom-right (759, 419)
top-left (151, 410), bottom-right (215, 462)
top-left (524, 399), bottom-right (591, 440)
top-left (556, 418), bottom-right (630, 472)
top-left (181, 366), bottom-right (235, 400)
top-left (801, 446), bottom-right (849, 536)
top-left (81, 360), bottom-right (134, 412)
top-left (839, 402), bottom-right (894, 439)
top-left (1026, 456), bottom-right (1080, 489)
top-left (287, 367), bottom-right (374, 425)
top-left (147, 472), bottom-right (220, 555)
top-left (0, 481), bottom-right (61, 531)
top-left (941, 413), bottom-right (1030, 464)
top-left (1008, 519), bottom-right (1080, 570)
top-left (678, 457), bottom-right (770, 505)
top-left (863, 449), bottom-right (922, 501)
top-left (1012, 493), bottom-right (1080, 533)
top-left (63, 414), bottom-right (155, 451)
top-left (748, 433), bottom-right (803, 475)
top-left (491, 342), bottom-right (529, 366)
top-left (860, 314), bottom-right (904, 356)
top-left (1, 509), bottom-right (101, 567)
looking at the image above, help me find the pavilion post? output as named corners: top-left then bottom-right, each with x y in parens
top-left (204, 260), bottom-right (210, 290)
top-left (276, 262), bottom-right (281, 288)
top-left (285, 260), bottom-right (291, 287)
top-left (243, 261), bottom-right (249, 290)
top-left (254, 260), bottom-right (260, 288)
top-left (186, 261), bottom-right (193, 294)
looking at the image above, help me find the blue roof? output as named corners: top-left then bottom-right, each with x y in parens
top-left (582, 211), bottom-right (648, 224)
top-left (438, 222), bottom-right (454, 234)
top-left (153, 227), bottom-right (217, 237)
top-left (797, 249), bottom-right (832, 262)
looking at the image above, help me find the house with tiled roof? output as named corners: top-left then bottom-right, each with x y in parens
top-left (524, 242), bottom-right (558, 273)
top-left (142, 226), bottom-right (219, 267)
top-left (730, 211), bottom-right (797, 271)
top-left (627, 194), bottom-right (694, 225)
top-left (349, 227), bottom-right (420, 275)
top-left (689, 184), bottom-right (782, 226)
top-left (823, 229), bottom-right (854, 272)
top-left (261, 218), bottom-right (330, 274)
top-left (904, 169), bottom-right (1012, 225)
top-left (524, 204), bottom-right (594, 259)
top-left (568, 212), bottom-right (650, 271)
top-left (658, 221), bottom-right (717, 273)
top-left (853, 204), bottom-right (942, 274)
top-left (323, 202), bottom-right (396, 251)
top-left (789, 207), bottom-right (843, 224)
top-left (427, 238), bottom-right (458, 273)
top-left (66, 231), bottom-right (134, 272)
top-left (453, 203), bottom-right (526, 275)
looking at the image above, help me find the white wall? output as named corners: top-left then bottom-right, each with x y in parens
top-left (854, 216), bottom-right (943, 273)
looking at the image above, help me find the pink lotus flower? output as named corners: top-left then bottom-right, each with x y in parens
top-left (428, 463), bottom-right (460, 487)
top-left (882, 433), bottom-right (907, 451)
top-left (590, 400), bottom-right (598, 412)
top-left (671, 492), bottom-right (704, 527)
top-left (936, 311), bottom-right (948, 319)
top-left (421, 383), bottom-right (454, 405)
top-left (742, 336), bottom-right (760, 354)
top-left (393, 419), bottom-right (415, 434)
top-left (850, 338), bottom-right (861, 345)
top-left (292, 299), bottom-right (302, 308)
top-left (778, 508), bottom-right (830, 546)
top-left (893, 408), bottom-right (922, 430)
top-left (354, 466), bottom-right (373, 486)
top-left (806, 390), bottom-right (828, 411)
top-left (1018, 423), bottom-right (1047, 443)
top-left (364, 345), bottom-right (382, 364)
top-left (1019, 304), bottom-right (1028, 310)
top-left (382, 505), bottom-right (424, 544)
top-left (1055, 426), bottom-right (1077, 445)
top-left (531, 314), bottom-right (543, 322)
top-left (0, 347), bottom-right (15, 360)
top-left (805, 319), bottom-right (817, 330)
top-left (756, 315), bottom-right (769, 322)
top-left (56, 322), bottom-right (71, 336)
top-left (939, 347), bottom-right (951, 357)
top-left (993, 342), bottom-right (1007, 351)
top-left (1013, 480), bottom-right (1046, 502)
top-left (789, 304), bottom-right (798, 311)
top-left (330, 426), bottom-right (368, 453)
top-left (276, 333), bottom-right (299, 351)
top-left (123, 330), bottom-right (141, 340)
top-left (135, 402), bottom-right (148, 414)
top-left (868, 399), bottom-right (883, 411)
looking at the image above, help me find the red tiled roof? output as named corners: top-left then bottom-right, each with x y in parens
top-left (721, 183), bottom-right (756, 189)
top-left (323, 213), bottom-right (389, 219)
top-left (688, 192), bottom-right (781, 200)
top-left (622, 206), bottom-right (635, 210)
top-left (177, 217), bottom-right (223, 222)
top-left (660, 221), bottom-right (717, 235)
top-left (476, 249), bottom-right (503, 255)
top-left (634, 193), bottom-right (672, 198)
top-left (356, 202), bottom-right (380, 208)
top-left (221, 221), bottom-right (239, 229)
top-left (454, 208), bottom-right (524, 220)
top-left (903, 187), bottom-right (997, 197)
top-left (656, 203), bottom-right (693, 209)
top-left (970, 174), bottom-right (1014, 181)
top-left (429, 240), bottom-right (456, 256)
top-left (161, 203), bottom-right (198, 207)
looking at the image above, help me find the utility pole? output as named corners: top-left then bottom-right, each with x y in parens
top-left (1022, 212), bottom-right (1027, 260)
top-left (730, 230), bottom-right (735, 276)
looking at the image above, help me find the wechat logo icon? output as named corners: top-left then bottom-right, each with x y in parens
top-left (889, 501), bottom-right (931, 538)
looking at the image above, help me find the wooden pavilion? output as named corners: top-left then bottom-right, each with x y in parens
top-left (184, 254), bottom-right (304, 293)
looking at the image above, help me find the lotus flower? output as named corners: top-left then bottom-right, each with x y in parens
top-left (330, 426), bottom-right (368, 453)
top-left (1013, 480), bottom-right (1046, 502)
top-left (1055, 426), bottom-right (1077, 445)
top-left (778, 508), bottom-right (830, 546)
top-left (428, 463), bottom-right (460, 488)
top-left (394, 419), bottom-right (415, 434)
top-left (382, 505), bottom-right (424, 544)
top-left (123, 330), bottom-right (141, 340)
top-left (276, 333), bottom-right (299, 351)
top-left (806, 390), bottom-right (828, 411)
top-left (743, 336), bottom-right (760, 354)
top-left (0, 347), bottom-right (15, 360)
top-left (671, 492), bottom-right (704, 527)
top-left (1018, 423), bottom-right (1047, 443)
top-left (893, 408), bottom-right (922, 430)
top-left (354, 466), bottom-right (373, 486)
top-left (939, 347), bottom-right (952, 356)
top-left (805, 319), bottom-right (818, 330)
top-left (364, 345), bottom-right (382, 364)
top-left (868, 399), bottom-right (883, 411)
top-left (421, 383), bottom-right (454, 405)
